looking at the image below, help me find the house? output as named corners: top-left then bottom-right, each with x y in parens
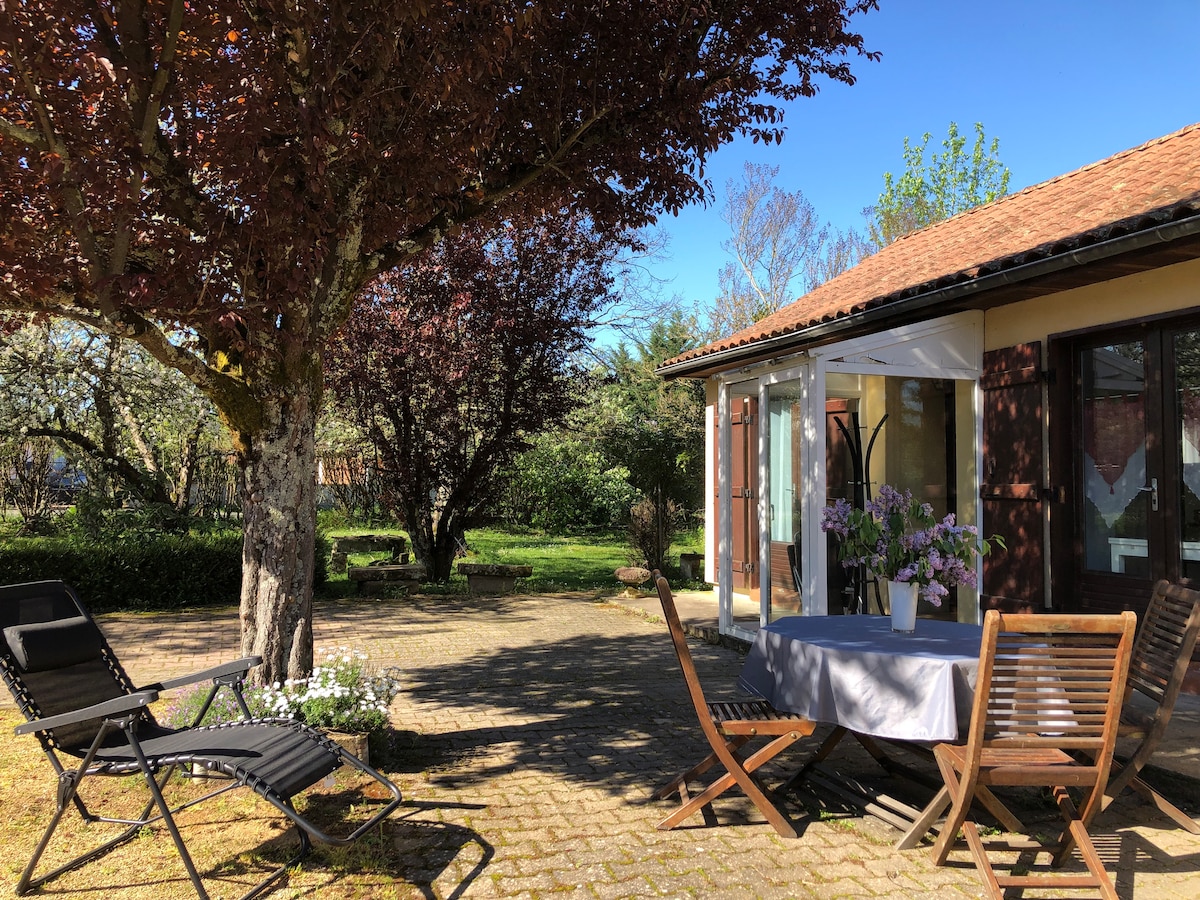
top-left (659, 123), bottom-right (1200, 647)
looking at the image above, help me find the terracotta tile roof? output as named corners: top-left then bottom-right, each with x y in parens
top-left (666, 122), bottom-right (1200, 371)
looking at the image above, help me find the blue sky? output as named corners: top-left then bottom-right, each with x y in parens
top-left (648, 0), bottom-right (1200, 310)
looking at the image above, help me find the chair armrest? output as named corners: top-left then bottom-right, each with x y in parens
top-left (14, 690), bottom-right (159, 736)
top-left (147, 656), bottom-right (263, 692)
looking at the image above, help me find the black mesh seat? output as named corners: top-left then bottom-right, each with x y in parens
top-left (0, 580), bottom-right (402, 900)
top-left (87, 720), bottom-right (345, 799)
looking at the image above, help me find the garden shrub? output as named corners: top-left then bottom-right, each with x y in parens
top-left (0, 532), bottom-right (239, 610)
top-left (0, 531), bottom-right (244, 611)
top-left (628, 495), bottom-right (684, 572)
top-left (0, 529), bottom-right (330, 612)
top-left (258, 647), bottom-right (402, 735)
top-left (161, 647), bottom-right (402, 769)
top-left (494, 441), bottom-right (638, 532)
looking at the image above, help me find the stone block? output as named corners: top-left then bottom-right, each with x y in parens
top-left (458, 563), bottom-right (533, 595)
top-left (347, 562), bottom-right (424, 595)
top-left (678, 553), bottom-right (704, 582)
top-left (330, 534), bottom-right (409, 574)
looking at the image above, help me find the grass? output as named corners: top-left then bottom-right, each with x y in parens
top-left (319, 524), bottom-right (706, 596)
top-left (4, 508), bottom-right (705, 597)
top-left (0, 710), bottom-right (437, 899)
top-left (460, 528), bottom-right (636, 591)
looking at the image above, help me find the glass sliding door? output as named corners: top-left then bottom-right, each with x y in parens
top-left (825, 371), bottom-right (974, 620)
top-left (1080, 341), bottom-right (1151, 577)
top-left (766, 380), bottom-right (804, 621)
top-left (1173, 329), bottom-right (1200, 581)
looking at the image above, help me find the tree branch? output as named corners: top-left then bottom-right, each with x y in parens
top-left (6, 41), bottom-right (106, 293)
top-left (8, 294), bottom-right (257, 433)
top-left (101, 307), bottom-right (261, 433)
top-left (368, 106), bottom-right (614, 275)
top-left (0, 113), bottom-right (49, 151)
top-left (22, 425), bottom-right (172, 505)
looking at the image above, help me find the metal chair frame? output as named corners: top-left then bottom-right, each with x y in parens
top-left (1, 580), bottom-right (402, 900)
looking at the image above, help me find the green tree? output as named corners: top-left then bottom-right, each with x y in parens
top-left (867, 121), bottom-right (1011, 247)
top-left (492, 428), bottom-right (638, 533)
top-left (601, 311), bottom-right (706, 569)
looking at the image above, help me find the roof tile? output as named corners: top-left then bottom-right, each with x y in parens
top-left (671, 123), bottom-right (1200, 368)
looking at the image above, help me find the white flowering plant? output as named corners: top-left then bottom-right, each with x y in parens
top-left (820, 484), bottom-right (1003, 606)
top-left (258, 647), bottom-right (402, 735)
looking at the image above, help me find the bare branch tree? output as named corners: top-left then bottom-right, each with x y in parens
top-left (708, 163), bottom-right (867, 339)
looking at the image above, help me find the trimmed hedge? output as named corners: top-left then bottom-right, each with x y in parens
top-left (0, 532), bottom-right (330, 612)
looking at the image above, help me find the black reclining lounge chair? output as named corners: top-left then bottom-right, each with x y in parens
top-left (0, 580), bottom-right (403, 900)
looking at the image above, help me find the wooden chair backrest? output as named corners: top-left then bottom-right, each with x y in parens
top-left (654, 575), bottom-right (724, 746)
top-left (965, 611), bottom-right (1136, 761)
top-left (1127, 580), bottom-right (1200, 712)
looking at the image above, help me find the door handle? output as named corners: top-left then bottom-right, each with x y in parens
top-left (1140, 477), bottom-right (1159, 512)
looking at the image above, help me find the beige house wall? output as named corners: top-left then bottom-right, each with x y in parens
top-left (985, 256), bottom-right (1200, 351)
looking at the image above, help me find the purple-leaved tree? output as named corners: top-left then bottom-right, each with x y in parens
top-left (0, 1), bottom-right (878, 681)
top-left (327, 212), bottom-right (616, 581)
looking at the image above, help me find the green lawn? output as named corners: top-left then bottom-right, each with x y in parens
top-left (464, 528), bottom-right (632, 591)
top-left (320, 524), bottom-right (704, 595)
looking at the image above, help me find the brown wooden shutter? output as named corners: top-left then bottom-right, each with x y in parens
top-left (981, 343), bottom-right (1045, 613)
top-left (729, 398), bottom-right (758, 589)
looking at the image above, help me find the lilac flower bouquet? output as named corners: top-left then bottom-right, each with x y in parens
top-left (820, 484), bottom-right (1002, 606)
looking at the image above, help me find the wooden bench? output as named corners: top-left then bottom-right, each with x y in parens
top-left (347, 563), bottom-right (425, 595)
top-left (330, 534), bottom-right (409, 574)
top-left (457, 563), bottom-right (533, 595)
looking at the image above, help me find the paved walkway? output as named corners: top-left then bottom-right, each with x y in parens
top-left (5, 591), bottom-right (1200, 898)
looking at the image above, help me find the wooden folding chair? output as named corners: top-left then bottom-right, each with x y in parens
top-left (651, 574), bottom-right (815, 838)
top-left (928, 610), bottom-right (1136, 900)
top-left (1099, 579), bottom-right (1200, 832)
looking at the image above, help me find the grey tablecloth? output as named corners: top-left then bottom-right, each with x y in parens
top-left (738, 615), bottom-right (984, 742)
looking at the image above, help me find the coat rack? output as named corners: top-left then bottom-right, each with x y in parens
top-left (833, 412), bottom-right (888, 614)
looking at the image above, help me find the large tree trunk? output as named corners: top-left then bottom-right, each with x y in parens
top-left (238, 378), bottom-right (319, 684)
top-left (407, 514), bottom-right (462, 582)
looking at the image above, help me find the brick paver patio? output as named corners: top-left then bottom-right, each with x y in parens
top-left (4, 591), bottom-right (1199, 898)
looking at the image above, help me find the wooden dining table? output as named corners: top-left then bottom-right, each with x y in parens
top-left (738, 614), bottom-right (987, 843)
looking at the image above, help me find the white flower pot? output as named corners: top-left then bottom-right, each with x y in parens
top-left (887, 580), bottom-right (918, 634)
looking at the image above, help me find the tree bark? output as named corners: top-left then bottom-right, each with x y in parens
top-left (174, 420), bottom-right (203, 512)
top-left (238, 377), bottom-right (319, 685)
top-left (407, 514), bottom-right (462, 583)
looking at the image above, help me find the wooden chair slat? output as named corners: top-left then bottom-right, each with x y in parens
top-left (925, 609), bottom-right (1136, 899)
top-left (651, 574), bottom-right (814, 838)
top-left (1095, 580), bottom-right (1200, 834)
